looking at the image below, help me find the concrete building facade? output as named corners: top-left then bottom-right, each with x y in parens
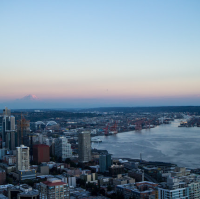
top-left (78, 131), bottom-right (91, 163)
top-left (33, 144), bottom-right (50, 164)
top-left (39, 178), bottom-right (70, 199)
top-left (116, 182), bottom-right (158, 199)
top-left (55, 137), bottom-right (72, 161)
top-left (16, 145), bottom-right (29, 171)
top-left (2, 109), bottom-right (15, 149)
top-left (8, 184), bottom-right (39, 199)
top-left (99, 154), bottom-right (112, 172)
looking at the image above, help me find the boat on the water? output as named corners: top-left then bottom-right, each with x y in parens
top-left (91, 137), bottom-right (102, 142)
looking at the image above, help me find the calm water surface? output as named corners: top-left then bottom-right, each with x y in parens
top-left (94, 120), bottom-right (200, 168)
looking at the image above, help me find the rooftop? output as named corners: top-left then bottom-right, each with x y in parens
top-left (42, 178), bottom-right (66, 187)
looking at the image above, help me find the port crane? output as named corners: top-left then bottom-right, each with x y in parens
top-left (110, 121), bottom-right (118, 134)
top-left (103, 124), bottom-right (109, 136)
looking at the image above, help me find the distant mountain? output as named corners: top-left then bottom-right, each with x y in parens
top-left (17, 94), bottom-right (39, 101)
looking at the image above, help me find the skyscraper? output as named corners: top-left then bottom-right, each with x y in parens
top-left (55, 137), bottom-right (72, 161)
top-left (2, 108), bottom-right (15, 149)
top-left (17, 117), bottom-right (30, 147)
top-left (16, 145), bottom-right (29, 171)
top-left (78, 131), bottom-right (91, 163)
top-left (99, 155), bottom-right (106, 172)
top-left (33, 144), bottom-right (50, 164)
top-left (3, 107), bottom-right (11, 116)
top-left (99, 154), bottom-right (112, 172)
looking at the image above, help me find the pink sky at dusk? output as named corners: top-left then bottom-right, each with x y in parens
top-left (1, 1), bottom-right (200, 108)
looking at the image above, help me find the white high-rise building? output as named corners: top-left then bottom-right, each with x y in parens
top-left (16, 145), bottom-right (29, 171)
top-left (55, 137), bottom-right (72, 161)
top-left (78, 131), bottom-right (91, 163)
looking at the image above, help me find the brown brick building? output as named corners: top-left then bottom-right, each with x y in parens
top-left (0, 168), bottom-right (6, 185)
top-left (33, 144), bottom-right (50, 164)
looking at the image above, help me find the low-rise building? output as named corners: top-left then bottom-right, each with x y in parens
top-left (109, 165), bottom-right (124, 177)
top-left (80, 173), bottom-right (98, 184)
top-left (3, 155), bottom-right (16, 166)
top-left (7, 184), bottom-right (39, 199)
top-left (17, 169), bottom-right (36, 181)
top-left (64, 168), bottom-right (82, 177)
top-left (116, 181), bottom-right (158, 199)
top-left (55, 175), bottom-right (76, 187)
top-left (113, 174), bottom-right (135, 186)
top-left (98, 176), bottom-right (113, 186)
top-left (70, 187), bottom-right (90, 198)
top-left (0, 163), bottom-right (16, 173)
top-left (156, 176), bottom-right (200, 199)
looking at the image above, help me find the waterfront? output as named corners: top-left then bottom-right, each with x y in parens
top-left (94, 120), bottom-right (200, 168)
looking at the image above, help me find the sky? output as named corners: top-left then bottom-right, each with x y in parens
top-left (1, 0), bottom-right (200, 108)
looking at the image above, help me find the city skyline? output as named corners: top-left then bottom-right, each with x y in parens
top-left (1, 0), bottom-right (200, 108)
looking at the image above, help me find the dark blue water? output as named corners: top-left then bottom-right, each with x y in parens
top-left (94, 120), bottom-right (200, 168)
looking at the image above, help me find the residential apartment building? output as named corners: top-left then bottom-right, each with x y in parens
top-left (39, 178), bottom-right (70, 199)
top-left (55, 137), bottom-right (72, 161)
top-left (16, 145), bottom-right (29, 171)
top-left (156, 176), bottom-right (200, 199)
top-left (116, 181), bottom-right (158, 199)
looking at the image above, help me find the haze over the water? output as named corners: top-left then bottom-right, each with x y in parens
top-left (1, 0), bottom-right (200, 108)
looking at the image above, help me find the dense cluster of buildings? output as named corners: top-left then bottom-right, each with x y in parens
top-left (0, 107), bottom-right (200, 199)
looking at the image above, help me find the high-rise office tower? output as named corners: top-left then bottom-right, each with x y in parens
top-left (99, 155), bottom-right (106, 172)
top-left (33, 144), bottom-right (50, 164)
top-left (55, 137), bottom-right (72, 161)
top-left (2, 108), bottom-right (15, 149)
top-left (78, 131), bottom-right (91, 163)
top-left (16, 145), bottom-right (30, 171)
top-left (10, 131), bottom-right (17, 150)
top-left (3, 107), bottom-right (11, 116)
top-left (17, 117), bottom-right (30, 147)
top-left (99, 154), bottom-right (112, 173)
top-left (106, 154), bottom-right (112, 169)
